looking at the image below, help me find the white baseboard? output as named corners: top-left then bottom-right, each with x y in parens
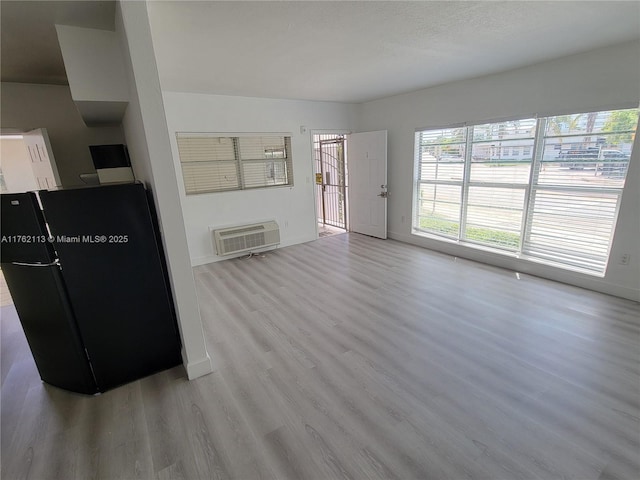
top-left (388, 231), bottom-right (640, 302)
top-left (192, 254), bottom-right (217, 266)
top-left (181, 349), bottom-right (213, 380)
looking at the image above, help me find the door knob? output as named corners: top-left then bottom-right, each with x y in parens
top-left (378, 191), bottom-right (388, 198)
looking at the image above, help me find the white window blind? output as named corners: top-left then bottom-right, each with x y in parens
top-left (177, 133), bottom-right (293, 194)
top-left (523, 189), bottom-right (620, 272)
top-left (415, 127), bottom-right (466, 238)
top-left (521, 111), bottom-right (634, 272)
top-left (465, 118), bottom-right (536, 250)
top-left (413, 108), bottom-right (638, 275)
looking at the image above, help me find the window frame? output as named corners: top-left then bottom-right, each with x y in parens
top-left (176, 133), bottom-right (294, 195)
top-left (412, 108), bottom-right (637, 276)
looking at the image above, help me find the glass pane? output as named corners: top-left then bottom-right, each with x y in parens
top-left (417, 128), bottom-right (466, 175)
top-left (470, 119), bottom-right (534, 185)
top-left (177, 135), bottom-right (236, 162)
top-left (470, 139), bottom-right (533, 184)
top-left (242, 160), bottom-right (288, 188)
top-left (545, 109), bottom-right (638, 136)
top-left (239, 136), bottom-right (287, 160)
top-left (472, 118), bottom-right (536, 142)
top-left (416, 183), bottom-right (461, 238)
top-left (464, 187), bottom-right (525, 250)
top-left (418, 127), bottom-right (466, 146)
top-left (418, 144), bottom-right (466, 163)
top-left (181, 161), bottom-right (239, 193)
top-left (538, 147), bottom-right (629, 188)
top-left (541, 109), bottom-right (637, 188)
top-left (419, 162), bottom-right (464, 182)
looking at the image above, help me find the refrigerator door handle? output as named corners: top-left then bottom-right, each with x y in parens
top-left (12, 260), bottom-right (60, 268)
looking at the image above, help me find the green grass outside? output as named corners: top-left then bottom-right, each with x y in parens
top-left (419, 216), bottom-right (459, 236)
top-left (419, 216), bottom-right (520, 249)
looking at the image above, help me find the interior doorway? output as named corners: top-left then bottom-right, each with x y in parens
top-left (0, 129), bottom-right (60, 193)
top-left (313, 133), bottom-right (348, 237)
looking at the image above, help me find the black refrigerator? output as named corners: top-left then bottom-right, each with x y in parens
top-left (0, 183), bottom-right (182, 394)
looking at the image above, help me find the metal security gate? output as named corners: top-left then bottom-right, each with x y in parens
top-left (314, 134), bottom-right (347, 230)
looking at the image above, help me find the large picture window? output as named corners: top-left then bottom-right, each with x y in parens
top-left (176, 134), bottom-right (293, 194)
top-left (414, 108), bottom-right (638, 275)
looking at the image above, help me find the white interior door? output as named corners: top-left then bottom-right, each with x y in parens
top-left (22, 128), bottom-right (61, 189)
top-left (348, 130), bottom-right (388, 239)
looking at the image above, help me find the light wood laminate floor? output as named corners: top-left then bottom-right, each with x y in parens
top-left (2, 233), bottom-right (639, 479)
top-left (0, 268), bottom-right (13, 307)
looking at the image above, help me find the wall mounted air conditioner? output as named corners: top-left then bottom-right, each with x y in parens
top-left (212, 221), bottom-right (280, 256)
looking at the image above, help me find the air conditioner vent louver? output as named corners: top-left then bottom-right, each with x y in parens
top-left (212, 221), bottom-right (280, 256)
top-left (219, 225), bottom-right (264, 237)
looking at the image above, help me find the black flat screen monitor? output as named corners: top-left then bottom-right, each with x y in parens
top-left (90, 144), bottom-right (131, 169)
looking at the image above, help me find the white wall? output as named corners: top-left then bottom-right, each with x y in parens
top-left (116, 1), bottom-right (212, 380)
top-left (55, 25), bottom-right (129, 125)
top-left (56, 25), bottom-right (128, 103)
top-left (162, 92), bottom-right (357, 265)
top-left (0, 82), bottom-right (125, 186)
top-left (357, 40), bottom-right (640, 301)
top-left (0, 138), bottom-right (37, 192)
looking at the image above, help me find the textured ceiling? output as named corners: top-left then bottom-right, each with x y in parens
top-left (148, 0), bottom-right (640, 102)
top-left (1, 1), bottom-right (638, 103)
top-left (1, 0), bottom-right (115, 85)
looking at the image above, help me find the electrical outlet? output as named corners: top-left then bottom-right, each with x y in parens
top-left (401, 215), bottom-right (405, 223)
top-left (619, 253), bottom-right (631, 265)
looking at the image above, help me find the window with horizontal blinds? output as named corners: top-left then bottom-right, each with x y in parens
top-left (523, 189), bottom-right (620, 272)
top-left (413, 108), bottom-right (638, 275)
top-left (522, 110), bottom-right (635, 272)
top-left (176, 133), bottom-right (293, 194)
top-left (415, 127), bottom-right (465, 238)
top-left (465, 118), bottom-right (536, 250)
